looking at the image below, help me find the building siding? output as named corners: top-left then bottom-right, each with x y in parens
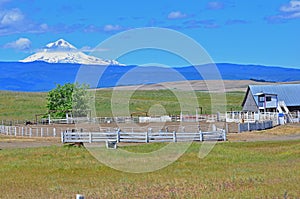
top-left (242, 90), bottom-right (258, 112)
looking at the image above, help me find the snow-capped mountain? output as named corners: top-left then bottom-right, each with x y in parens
top-left (45, 39), bottom-right (77, 51)
top-left (20, 39), bottom-right (123, 65)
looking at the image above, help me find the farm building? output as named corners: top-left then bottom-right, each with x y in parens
top-left (242, 84), bottom-right (300, 113)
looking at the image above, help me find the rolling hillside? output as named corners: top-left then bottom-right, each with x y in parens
top-left (0, 62), bottom-right (299, 91)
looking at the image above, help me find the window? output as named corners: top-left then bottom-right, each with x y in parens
top-left (258, 96), bottom-right (264, 102)
top-left (266, 96), bottom-right (272, 101)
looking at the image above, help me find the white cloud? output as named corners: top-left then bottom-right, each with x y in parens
top-left (103, 24), bottom-right (123, 32)
top-left (287, 11), bottom-right (300, 18)
top-left (0, 7), bottom-right (49, 36)
top-left (280, 0), bottom-right (300, 12)
top-left (268, 0), bottom-right (300, 22)
top-left (0, 8), bottom-right (24, 26)
top-left (167, 11), bottom-right (187, 19)
top-left (207, 1), bottom-right (224, 10)
top-left (3, 37), bottom-right (31, 51)
top-left (40, 23), bottom-right (49, 31)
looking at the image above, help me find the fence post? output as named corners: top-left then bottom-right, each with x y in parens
top-left (41, 128), bottom-right (43, 137)
top-left (226, 123), bottom-right (229, 134)
top-left (53, 128), bottom-right (56, 137)
top-left (173, 131), bottom-right (177, 142)
top-left (21, 127), bottom-right (24, 136)
top-left (29, 128), bottom-right (32, 137)
top-left (89, 132), bottom-right (92, 143)
top-left (145, 130), bottom-right (149, 143)
top-left (145, 128), bottom-right (151, 143)
top-left (212, 124), bottom-right (216, 132)
top-left (223, 130), bottom-right (226, 141)
top-left (217, 112), bottom-right (220, 122)
top-left (238, 123), bottom-right (241, 133)
top-left (14, 127), bottom-right (17, 136)
top-left (76, 194), bottom-right (84, 199)
top-left (61, 131), bottom-right (64, 143)
top-left (199, 131), bottom-right (203, 142)
top-left (117, 129), bottom-right (120, 143)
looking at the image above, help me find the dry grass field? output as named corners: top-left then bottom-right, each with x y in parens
top-left (1, 124), bottom-right (300, 198)
top-left (0, 136), bottom-right (299, 198)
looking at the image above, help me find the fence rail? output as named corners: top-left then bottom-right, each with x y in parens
top-left (61, 129), bottom-right (226, 144)
top-left (238, 120), bottom-right (273, 133)
top-left (226, 111), bottom-right (279, 123)
top-left (1, 124), bottom-right (226, 143)
top-left (1, 113), bottom-right (226, 126)
top-left (0, 125), bottom-right (67, 138)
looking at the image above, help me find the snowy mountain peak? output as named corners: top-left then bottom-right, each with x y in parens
top-left (45, 39), bottom-right (77, 51)
top-left (20, 39), bottom-right (124, 66)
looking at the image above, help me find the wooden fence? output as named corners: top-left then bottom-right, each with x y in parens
top-left (61, 129), bottom-right (226, 143)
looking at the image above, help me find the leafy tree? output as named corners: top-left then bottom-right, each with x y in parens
top-left (47, 83), bottom-right (90, 118)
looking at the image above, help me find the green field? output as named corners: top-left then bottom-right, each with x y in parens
top-left (0, 91), bottom-right (47, 121)
top-left (0, 90), bottom-right (244, 121)
top-left (0, 140), bottom-right (299, 198)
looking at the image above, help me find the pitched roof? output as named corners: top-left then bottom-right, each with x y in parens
top-left (245, 84), bottom-right (300, 107)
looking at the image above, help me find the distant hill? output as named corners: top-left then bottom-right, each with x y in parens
top-left (0, 62), bottom-right (299, 91)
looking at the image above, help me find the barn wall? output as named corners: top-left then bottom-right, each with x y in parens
top-left (242, 92), bottom-right (258, 112)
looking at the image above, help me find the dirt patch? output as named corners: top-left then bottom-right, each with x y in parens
top-left (0, 135), bottom-right (61, 149)
top-left (228, 123), bottom-right (300, 142)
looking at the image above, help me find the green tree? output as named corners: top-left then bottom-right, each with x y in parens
top-left (47, 83), bottom-right (90, 118)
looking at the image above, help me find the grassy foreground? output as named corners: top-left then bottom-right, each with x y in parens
top-left (0, 140), bottom-right (299, 198)
top-left (0, 90), bottom-right (244, 121)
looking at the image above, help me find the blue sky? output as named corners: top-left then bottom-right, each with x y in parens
top-left (0, 0), bottom-right (299, 68)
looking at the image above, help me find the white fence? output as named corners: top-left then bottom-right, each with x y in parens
top-left (238, 120), bottom-right (273, 133)
top-left (61, 129), bottom-right (226, 143)
top-left (1, 113), bottom-right (228, 126)
top-left (0, 125), bottom-right (67, 138)
top-left (290, 111), bottom-right (300, 123)
top-left (1, 124), bottom-right (226, 143)
top-left (226, 112), bottom-right (279, 124)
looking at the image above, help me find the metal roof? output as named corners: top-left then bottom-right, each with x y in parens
top-left (248, 84), bottom-right (300, 107)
